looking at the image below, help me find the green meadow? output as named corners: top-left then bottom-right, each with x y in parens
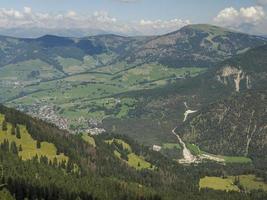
top-left (105, 138), bottom-right (153, 170)
top-left (187, 143), bottom-right (252, 164)
top-left (200, 175), bottom-right (267, 192)
top-left (81, 133), bottom-right (96, 147)
top-left (0, 114), bottom-right (68, 162)
top-left (199, 176), bottom-right (240, 192)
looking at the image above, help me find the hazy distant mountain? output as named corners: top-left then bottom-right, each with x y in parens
top-left (0, 24), bottom-right (266, 71)
top-left (0, 27), bottom-right (112, 38)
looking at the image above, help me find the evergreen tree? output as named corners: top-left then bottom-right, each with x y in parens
top-left (0, 139), bottom-right (9, 151)
top-left (11, 124), bottom-right (16, 135)
top-left (15, 126), bottom-right (21, 139)
top-left (36, 140), bottom-right (41, 149)
top-left (2, 120), bottom-right (7, 131)
top-left (10, 142), bottom-right (18, 155)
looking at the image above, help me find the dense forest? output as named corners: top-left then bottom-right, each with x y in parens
top-left (0, 105), bottom-right (267, 199)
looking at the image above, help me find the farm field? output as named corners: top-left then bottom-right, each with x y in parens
top-left (2, 60), bottom-right (206, 134)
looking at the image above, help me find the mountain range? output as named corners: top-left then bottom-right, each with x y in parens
top-left (0, 24), bottom-right (267, 199)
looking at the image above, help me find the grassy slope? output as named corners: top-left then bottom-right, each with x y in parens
top-left (199, 176), bottom-right (240, 192)
top-left (200, 175), bottom-right (267, 192)
top-left (81, 133), bottom-right (96, 147)
top-left (105, 138), bottom-right (153, 170)
top-left (0, 188), bottom-right (15, 200)
top-left (0, 114), bottom-right (68, 162)
top-left (186, 142), bottom-right (252, 164)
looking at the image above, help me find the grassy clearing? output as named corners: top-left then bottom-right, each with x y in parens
top-left (127, 153), bottom-right (152, 170)
top-left (105, 138), bottom-right (132, 151)
top-left (0, 114), bottom-right (68, 162)
top-left (162, 143), bottom-right (181, 150)
top-left (222, 156), bottom-right (252, 164)
top-left (186, 143), bottom-right (201, 155)
top-left (0, 188), bottom-right (14, 200)
top-left (199, 176), bottom-right (240, 192)
top-left (187, 143), bottom-right (252, 163)
top-left (229, 175), bottom-right (267, 191)
top-left (81, 133), bottom-right (96, 147)
top-left (200, 175), bottom-right (267, 192)
top-left (106, 138), bottom-right (153, 170)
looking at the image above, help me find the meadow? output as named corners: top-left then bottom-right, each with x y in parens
top-left (187, 143), bottom-right (252, 164)
top-left (200, 175), bottom-right (267, 192)
top-left (105, 138), bottom-right (153, 170)
top-left (0, 114), bottom-right (68, 162)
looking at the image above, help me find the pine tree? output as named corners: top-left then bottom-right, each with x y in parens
top-left (11, 124), bottom-right (16, 135)
top-left (2, 120), bottom-right (7, 131)
top-left (10, 141), bottom-right (18, 154)
top-left (16, 126), bottom-right (21, 139)
top-left (0, 139), bottom-right (9, 151)
top-left (36, 140), bottom-right (41, 149)
top-left (53, 157), bottom-right (58, 167)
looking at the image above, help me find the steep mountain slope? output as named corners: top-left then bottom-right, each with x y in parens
top-left (179, 91), bottom-right (267, 158)
top-left (216, 44), bottom-right (267, 91)
top-left (172, 44), bottom-right (267, 167)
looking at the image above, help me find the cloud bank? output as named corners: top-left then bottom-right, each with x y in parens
top-left (214, 6), bottom-right (266, 34)
top-left (0, 7), bottom-right (190, 36)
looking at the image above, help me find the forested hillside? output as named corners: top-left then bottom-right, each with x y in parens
top-left (178, 91), bottom-right (267, 166)
top-left (1, 105), bottom-right (267, 199)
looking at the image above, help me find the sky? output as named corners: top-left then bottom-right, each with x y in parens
top-left (0, 0), bottom-right (267, 36)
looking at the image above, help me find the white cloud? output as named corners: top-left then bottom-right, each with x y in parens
top-left (0, 7), bottom-right (191, 36)
top-left (240, 6), bottom-right (265, 22)
top-left (0, 7), bottom-right (119, 30)
top-left (24, 7), bottom-right (32, 15)
top-left (138, 18), bottom-right (191, 35)
top-left (214, 6), bottom-right (266, 34)
top-left (66, 11), bottom-right (76, 18)
top-left (93, 11), bottom-right (117, 23)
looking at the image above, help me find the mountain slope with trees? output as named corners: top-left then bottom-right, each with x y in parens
top-left (1, 105), bottom-right (267, 199)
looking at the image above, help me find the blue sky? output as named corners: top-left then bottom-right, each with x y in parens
top-left (0, 0), bottom-right (257, 22)
top-left (0, 0), bottom-right (266, 35)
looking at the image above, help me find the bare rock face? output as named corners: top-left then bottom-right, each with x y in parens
top-left (216, 66), bottom-right (252, 92)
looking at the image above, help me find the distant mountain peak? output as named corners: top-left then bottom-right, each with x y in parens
top-left (180, 24), bottom-right (235, 34)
